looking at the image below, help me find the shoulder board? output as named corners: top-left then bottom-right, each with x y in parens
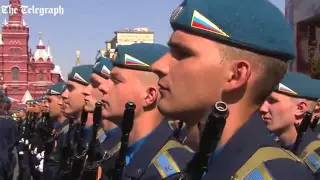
top-left (105, 142), bottom-right (121, 158)
top-left (150, 140), bottom-right (194, 179)
top-left (299, 140), bottom-right (320, 173)
top-left (231, 146), bottom-right (303, 179)
top-left (57, 124), bottom-right (69, 135)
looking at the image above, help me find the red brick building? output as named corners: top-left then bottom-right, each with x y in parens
top-left (0, 0), bottom-right (63, 108)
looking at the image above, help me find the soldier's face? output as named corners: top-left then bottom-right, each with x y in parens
top-left (61, 81), bottom-right (86, 117)
top-left (83, 74), bottom-right (103, 113)
top-left (41, 99), bottom-right (49, 112)
top-left (33, 104), bottom-right (41, 113)
top-left (260, 92), bottom-right (298, 133)
top-left (100, 67), bottom-right (144, 121)
top-left (46, 95), bottom-right (62, 119)
top-left (152, 30), bottom-right (229, 125)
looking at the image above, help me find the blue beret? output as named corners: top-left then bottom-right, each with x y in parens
top-left (68, 65), bottom-right (93, 86)
top-left (26, 100), bottom-right (32, 105)
top-left (47, 82), bottom-right (67, 95)
top-left (34, 99), bottom-right (42, 104)
top-left (17, 108), bottom-right (26, 113)
top-left (273, 72), bottom-right (317, 100)
top-left (170, 0), bottom-right (295, 61)
top-left (92, 57), bottom-right (113, 79)
top-left (113, 43), bottom-right (169, 71)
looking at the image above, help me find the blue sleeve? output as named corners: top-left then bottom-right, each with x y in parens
top-left (265, 159), bottom-right (315, 180)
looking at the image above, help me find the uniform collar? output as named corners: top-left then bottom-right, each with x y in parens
top-left (126, 133), bottom-right (151, 165)
top-left (103, 127), bottom-right (122, 151)
top-left (124, 120), bottom-right (175, 179)
top-left (203, 112), bottom-right (278, 179)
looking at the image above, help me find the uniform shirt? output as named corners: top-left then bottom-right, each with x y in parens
top-left (202, 113), bottom-right (314, 179)
top-left (282, 129), bottom-right (320, 180)
top-left (120, 120), bottom-right (193, 180)
top-left (43, 119), bottom-right (69, 180)
top-left (101, 128), bottom-right (122, 179)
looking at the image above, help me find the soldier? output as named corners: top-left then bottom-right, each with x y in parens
top-left (98, 43), bottom-right (193, 179)
top-left (151, 0), bottom-right (314, 179)
top-left (83, 57), bottom-right (121, 179)
top-left (43, 82), bottom-right (68, 180)
top-left (0, 93), bottom-right (18, 179)
top-left (57, 65), bottom-right (93, 178)
top-left (260, 72), bottom-right (320, 179)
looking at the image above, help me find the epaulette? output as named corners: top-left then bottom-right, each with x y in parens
top-left (299, 140), bottom-right (320, 173)
top-left (231, 147), bottom-right (303, 179)
top-left (105, 142), bottom-right (121, 159)
top-left (57, 124), bottom-right (69, 136)
top-left (150, 140), bottom-right (193, 179)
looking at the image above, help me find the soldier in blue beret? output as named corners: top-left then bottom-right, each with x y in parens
top-left (98, 43), bottom-right (193, 179)
top-left (42, 82), bottom-right (68, 180)
top-left (260, 72), bottom-right (320, 179)
top-left (40, 95), bottom-right (49, 113)
top-left (82, 57), bottom-right (121, 179)
top-left (57, 64), bottom-right (94, 178)
top-left (152, 0), bottom-right (313, 179)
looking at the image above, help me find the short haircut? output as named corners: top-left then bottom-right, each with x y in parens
top-left (219, 44), bottom-right (288, 105)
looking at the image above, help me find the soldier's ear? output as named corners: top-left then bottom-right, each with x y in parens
top-left (141, 86), bottom-right (158, 108)
top-left (223, 60), bottom-right (251, 92)
top-left (314, 100), bottom-right (320, 114)
top-left (295, 101), bottom-right (308, 117)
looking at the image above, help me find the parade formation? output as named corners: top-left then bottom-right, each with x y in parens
top-left (1, 0), bottom-right (320, 180)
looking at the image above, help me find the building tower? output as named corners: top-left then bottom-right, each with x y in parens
top-left (76, 50), bottom-right (80, 66)
top-left (0, 0), bottom-right (29, 100)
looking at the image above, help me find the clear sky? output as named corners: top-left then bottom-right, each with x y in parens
top-left (0, 0), bottom-right (285, 78)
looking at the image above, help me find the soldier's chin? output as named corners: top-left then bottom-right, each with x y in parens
top-left (84, 105), bottom-right (94, 113)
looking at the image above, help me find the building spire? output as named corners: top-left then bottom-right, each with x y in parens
top-left (38, 31), bottom-right (43, 45)
top-left (8, 0), bottom-right (23, 25)
top-left (47, 41), bottom-right (51, 56)
top-left (76, 50), bottom-right (80, 66)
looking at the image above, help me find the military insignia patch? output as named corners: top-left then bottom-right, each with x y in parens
top-left (50, 90), bottom-right (60, 95)
top-left (191, 10), bottom-right (229, 37)
top-left (101, 65), bottom-right (111, 76)
top-left (245, 163), bottom-right (274, 179)
top-left (124, 54), bottom-right (150, 67)
top-left (153, 151), bottom-right (180, 178)
top-left (73, 72), bottom-right (88, 84)
top-left (170, 6), bottom-right (183, 23)
top-left (303, 151), bottom-right (320, 173)
top-left (278, 83), bottom-right (298, 95)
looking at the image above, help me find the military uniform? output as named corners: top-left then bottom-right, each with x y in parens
top-left (88, 57), bottom-right (123, 179)
top-left (42, 82), bottom-right (68, 180)
top-left (153, 0), bottom-right (316, 179)
top-left (120, 120), bottom-right (193, 180)
top-left (56, 65), bottom-right (94, 179)
top-left (0, 93), bottom-right (19, 179)
top-left (101, 43), bottom-right (194, 179)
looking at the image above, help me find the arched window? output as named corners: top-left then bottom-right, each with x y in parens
top-left (39, 71), bottom-right (44, 80)
top-left (11, 67), bottom-right (19, 80)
